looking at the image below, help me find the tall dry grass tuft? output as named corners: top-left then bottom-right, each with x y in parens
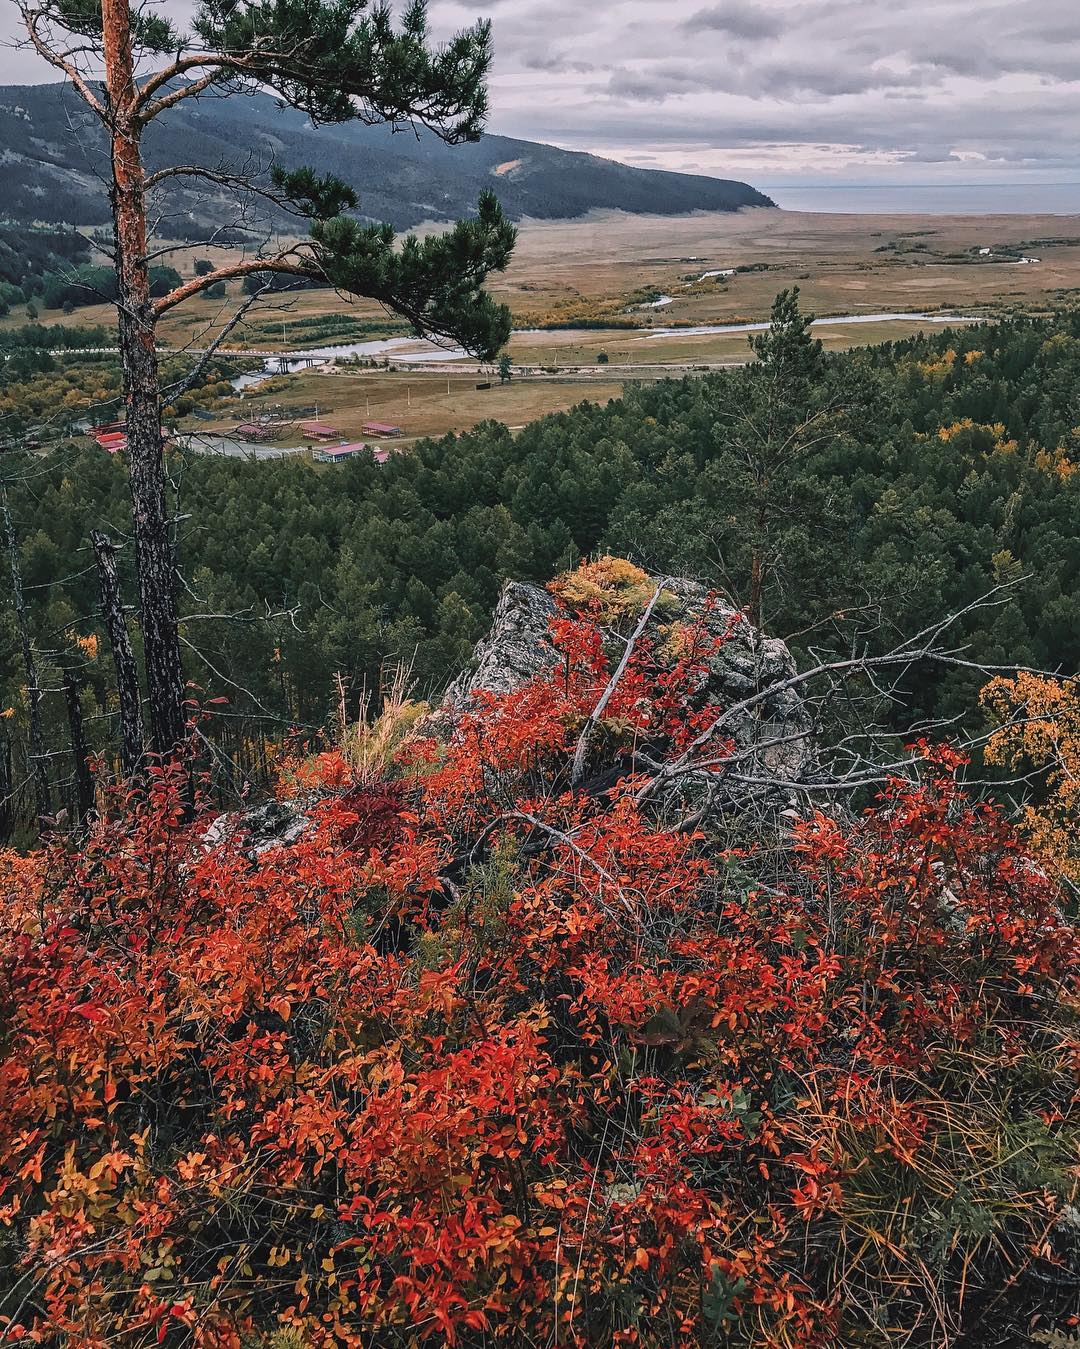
top-left (336, 663), bottom-right (428, 785)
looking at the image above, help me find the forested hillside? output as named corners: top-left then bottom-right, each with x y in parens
top-left (3, 309), bottom-right (1078, 813)
top-left (2, 559), bottom-right (1077, 1345)
top-left (6, 0), bottom-right (1079, 1340)
top-left (0, 307), bottom-right (1067, 825)
top-left (0, 81), bottom-right (773, 233)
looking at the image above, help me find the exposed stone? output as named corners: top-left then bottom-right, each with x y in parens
top-left (205, 571), bottom-right (815, 853)
top-left (438, 581), bottom-right (562, 724)
top-left (203, 798), bottom-right (313, 857)
top-left (436, 574), bottom-right (814, 805)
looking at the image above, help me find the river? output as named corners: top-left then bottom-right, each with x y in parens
top-left (232, 310), bottom-right (981, 389)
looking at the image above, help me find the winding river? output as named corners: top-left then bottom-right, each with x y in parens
top-left (231, 311), bottom-right (981, 389)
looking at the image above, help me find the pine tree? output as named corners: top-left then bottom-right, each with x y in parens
top-left (18, 0), bottom-right (516, 759)
top-left (710, 288), bottom-right (841, 628)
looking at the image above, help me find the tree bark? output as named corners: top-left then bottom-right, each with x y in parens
top-left (102, 0), bottom-right (186, 759)
top-left (91, 530), bottom-right (145, 777)
top-left (63, 670), bottom-right (95, 823)
top-left (2, 488), bottom-right (51, 822)
top-left (0, 731), bottom-right (12, 844)
top-left (748, 490), bottom-right (768, 632)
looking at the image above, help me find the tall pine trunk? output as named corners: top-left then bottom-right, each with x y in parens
top-left (2, 489), bottom-right (51, 822)
top-left (63, 670), bottom-right (95, 824)
top-left (91, 530), bottom-right (145, 776)
top-left (102, 0), bottom-right (186, 759)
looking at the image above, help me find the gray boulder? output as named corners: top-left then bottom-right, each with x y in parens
top-left (436, 575), bottom-right (813, 804)
top-left (203, 797), bottom-right (313, 857)
top-left (203, 573), bottom-right (815, 856)
top-left (437, 581), bottom-right (563, 724)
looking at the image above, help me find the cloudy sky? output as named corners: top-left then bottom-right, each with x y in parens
top-left (2, 0), bottom-right (1078, 185)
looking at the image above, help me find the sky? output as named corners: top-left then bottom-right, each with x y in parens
top-left (2, 0), bottom-right (1078, 187)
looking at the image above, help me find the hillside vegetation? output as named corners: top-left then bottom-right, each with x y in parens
top-left (0, 82), bottom-right (773, 234)
top-left (0, 559), bottom-right (1077, 1346)
top-left (3, 308), bottom-right (1079, 810)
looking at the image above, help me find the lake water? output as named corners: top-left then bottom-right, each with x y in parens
top-left (761, 183), bottom-right (1080, 215)
top-left (174, 433), bottom-right (307, 459)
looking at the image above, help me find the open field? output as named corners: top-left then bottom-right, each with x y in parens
top-left (13, 207), bottom-right (1080, 448)
top-left (492, 207), bottom-right (1080, 328)
top-left (191, 370), bottom-right (626, 452)
top-left (505, 316), bottom-right (981, 368)
top-left (9, 207), bottom-right (1080, 350)
top-left (181, 313), bottom-right (962, 451)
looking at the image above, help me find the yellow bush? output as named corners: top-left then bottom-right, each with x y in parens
top-left (982, 673), bottom-right (1080, 883)
top-left (549, 555), bottom-right (656, 621)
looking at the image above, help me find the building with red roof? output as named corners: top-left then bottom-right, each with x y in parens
top-left (312, 442), bottom-right (398, 464)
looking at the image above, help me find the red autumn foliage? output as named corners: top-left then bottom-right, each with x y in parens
top-left (0, 583), bottom-right (1077, 1347)
top-left (337, 783), bottom-right (407, 853)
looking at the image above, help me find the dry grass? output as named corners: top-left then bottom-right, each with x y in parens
top-left (507, 317), bottom-right (981, 368)
top-left (193, 369), bottom-right (626, 449)
top-left (336, 664), bottom-right (428, 784)
top-left (10, 207), bottom-right (1080, 351)
top-left (495, 207), bottom-right (1080, 326)
top-left (13, 207), bottom-right (1080, 448)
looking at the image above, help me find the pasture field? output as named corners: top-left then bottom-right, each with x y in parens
top-left (180, 311), bottom-right (960, 450)
top-left (8, 207), bottom-right (1080, 348)
top-left (194, 369), bottom-right (627, 451)
top-left (505, 316), bottom-right (984, 368)
top-left (492, 207), bottom-right (1080, 327)
top-left (12, 207), bottom-right (1080, 446)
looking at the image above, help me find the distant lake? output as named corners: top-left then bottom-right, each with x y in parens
top-left (761, 183), bottom-right (1080, 215)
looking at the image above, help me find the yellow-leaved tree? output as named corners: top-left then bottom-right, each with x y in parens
top-left (982, 673), bottom-right (1080, 885)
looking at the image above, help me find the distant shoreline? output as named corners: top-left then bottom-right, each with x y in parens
top-left (760, 183), bottom-right (1080, 216)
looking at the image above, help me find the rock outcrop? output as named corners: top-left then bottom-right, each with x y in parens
top-left (203, 798), bottom-right (313, 858)
top-left (436, 581), bottom-right (565, 724)
top-left (438, 574), bottom-right (814, 805)
top-left (207, 570), bottom-right (813, 855)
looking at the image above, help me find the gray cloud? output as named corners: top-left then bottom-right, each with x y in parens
top-left (0, 0), bottom-right (1077, 185)
top-left (683, 3), bottom-right (783, 40)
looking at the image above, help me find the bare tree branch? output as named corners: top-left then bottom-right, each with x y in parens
top-left (19, 5), bottom-right (107, 117)
top-left (570, 578), bottom-right (667, 788)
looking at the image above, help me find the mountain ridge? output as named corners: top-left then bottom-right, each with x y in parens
top-left (0, 80), bottom-right (775, 235)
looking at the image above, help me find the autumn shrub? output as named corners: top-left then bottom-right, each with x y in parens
top-left (982, 673), bottom-right (1080, 888)
top-left (0, 579), bottom-right (1077, 1347)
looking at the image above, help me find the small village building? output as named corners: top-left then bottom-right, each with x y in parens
top-left (234, 422), bottom-right (274, 441)
top-left (313, 442), bottom-right (396, 464)
top-left (313, 441), bottom-right (369, 463)
top-left (361, 420), bottom-right (403, 437)
top-left (300, 421), bottom-right (343, 440)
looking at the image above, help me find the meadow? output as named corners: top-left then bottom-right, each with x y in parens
top-left (10, 206), bottom-right (1080, 447)
top-left (207, 369), bottom-right (626, 450)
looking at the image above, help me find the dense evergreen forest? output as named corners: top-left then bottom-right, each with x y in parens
top-left (2, 308), bottom-right (1079, 822)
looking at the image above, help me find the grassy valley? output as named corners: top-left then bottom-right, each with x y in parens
top-left (9, 207), bottom-right (1080, 453)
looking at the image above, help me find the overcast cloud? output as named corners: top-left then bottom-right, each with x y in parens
top-left (1, 0), bottom-right (1077, 184)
